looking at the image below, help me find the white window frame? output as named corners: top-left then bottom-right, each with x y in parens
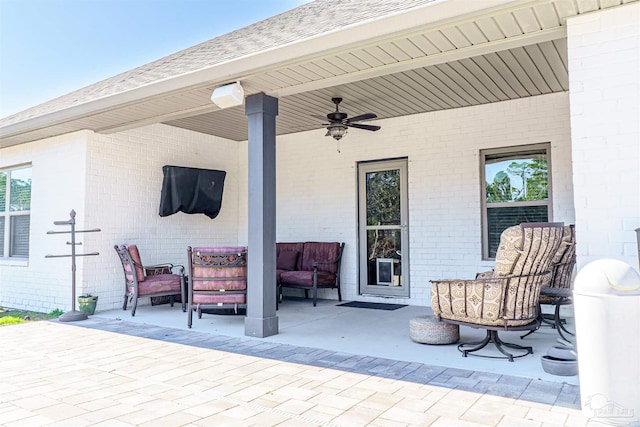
top-left (480, 143), bottom-right (552, 260)
top-left (0, 165), bottom-right (32, 260)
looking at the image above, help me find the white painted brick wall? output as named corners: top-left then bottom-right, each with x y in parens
top-left (1, 124), bottom-right (241, 313)
top-left (0, 131), bottom-right (89, 312)
top-left (270, 92), bottom-right (573, 306)
top-left (81, 124), bottom-right (242, 311)
top-left (567, 3), bottom-right (640, 270)
top-left (1, 92), bottom-right (574, 311)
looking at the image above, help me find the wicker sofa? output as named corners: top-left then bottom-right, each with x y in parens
top-left (276, 241), bottom-right (345, 306)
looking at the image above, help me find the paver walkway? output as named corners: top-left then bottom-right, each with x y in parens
top-left (1, 320), bottom-right (589, 426)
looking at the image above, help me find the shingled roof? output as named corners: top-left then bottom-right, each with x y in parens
top-left (0, 0), bottom-right (436, 127)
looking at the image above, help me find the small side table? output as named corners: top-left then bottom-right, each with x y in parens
top-left (410, 315), bottom-right (459, 344)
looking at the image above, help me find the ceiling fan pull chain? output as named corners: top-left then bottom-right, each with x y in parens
top-left (336, 140), bottom-right (341, 153)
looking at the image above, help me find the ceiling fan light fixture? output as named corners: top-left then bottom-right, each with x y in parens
top-left (327, 123), bottom-right (348, 140)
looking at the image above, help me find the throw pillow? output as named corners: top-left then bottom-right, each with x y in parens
top-left (277, 251), bottom-right (299, 271)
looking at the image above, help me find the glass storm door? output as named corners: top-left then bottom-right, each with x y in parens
top-left (358, 159), bottom-right (409, 297)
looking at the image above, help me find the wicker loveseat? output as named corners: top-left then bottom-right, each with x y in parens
top-left (276, 242), bottom-right (345, 306)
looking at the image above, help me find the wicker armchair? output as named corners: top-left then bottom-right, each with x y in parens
top-left (430, 223), bottom-right (565, 361)
top-left (114, 244), bottom-right (186, 317)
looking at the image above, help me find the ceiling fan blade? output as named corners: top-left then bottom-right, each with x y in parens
top-left (346, 123), bottom-right (381, 131)
top-left (346, 113), bottom-right (377, 123)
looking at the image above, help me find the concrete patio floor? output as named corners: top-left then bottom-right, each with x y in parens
top-left (96, 298), bottom-right (580, 386)
top-left (1, 310), bottom-right (591, 426)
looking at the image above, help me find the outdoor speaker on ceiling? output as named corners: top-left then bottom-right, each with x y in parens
top-left (210, 82), bottom-right (245, 109)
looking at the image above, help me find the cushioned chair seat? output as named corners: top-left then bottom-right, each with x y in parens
top-left (276, 269), bottom-right (288, 282)
top-left (192, 293), bottom-right (246, 304)
top-left (431, 278), bottom-right (536, 328)
top-left (130, 274), bottom-right (182, 296)
top-left (279, 270), bottom-right (337, 286)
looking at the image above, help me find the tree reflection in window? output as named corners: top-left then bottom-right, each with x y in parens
top-left (483, 147), bottom-right (550, 259)
top-left (486, 155), bottom-right (547, 203)
top-left (366, 170), bottom-right (400, 226)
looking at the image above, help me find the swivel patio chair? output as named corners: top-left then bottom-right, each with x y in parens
top-left (114, 244), bottom-right (186, 316)
top-left (522, 224), bottom-right (576, 342)
top-left (430, 222), bottom-right (565, 361)
top-left (187, 246), bottom-right (248, 328)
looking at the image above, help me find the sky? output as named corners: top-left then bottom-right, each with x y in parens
top-left (0, 0), bottom-right (309, 119)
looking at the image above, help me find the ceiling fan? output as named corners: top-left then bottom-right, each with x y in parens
top-left (322, 97), bottom-right (381, 141)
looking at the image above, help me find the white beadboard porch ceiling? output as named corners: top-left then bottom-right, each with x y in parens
top-left (166, 39), bottom-right (570, 141)
top-left (148, 0), bottom-right (588, 141)
top-left (0, 0), bottom-right (636, 147)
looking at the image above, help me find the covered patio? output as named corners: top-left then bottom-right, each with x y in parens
top-left (1, 0), bottom-right (637, 334)
top-left (1, 1), bottom-right (638, 420)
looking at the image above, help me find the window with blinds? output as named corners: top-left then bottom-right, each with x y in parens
top-left (0, 166), bottom-right (31, 259)
top-left (481, 144), bottom-right (551, 259)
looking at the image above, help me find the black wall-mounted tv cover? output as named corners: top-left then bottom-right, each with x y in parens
top-left (159, 165), bottom-right (226, 219)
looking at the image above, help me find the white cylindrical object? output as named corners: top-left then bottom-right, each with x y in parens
top-left (573, 259), bottom-right (640, 425)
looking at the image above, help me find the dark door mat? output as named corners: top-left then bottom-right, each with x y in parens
top-left (337, 301), bottom-right (407, 310)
